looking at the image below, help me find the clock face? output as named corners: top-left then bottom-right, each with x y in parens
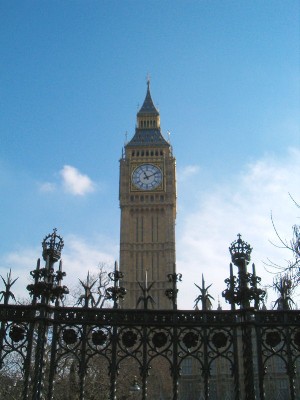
top-left (132, 164), bottom-right (163, 191)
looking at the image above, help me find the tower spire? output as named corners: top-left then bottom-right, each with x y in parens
top-left (136, 79), bottom-right (160, 130)
top-left (126, 80), bottom-right (169, 147)
top-left (137, 80), bottom-right (159, 117)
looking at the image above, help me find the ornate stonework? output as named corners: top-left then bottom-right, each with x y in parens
top-left (119, 82), bottom-right (176, 309)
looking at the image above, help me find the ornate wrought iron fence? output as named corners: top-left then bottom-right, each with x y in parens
top-left (0, 230), bottom-right (299, 400)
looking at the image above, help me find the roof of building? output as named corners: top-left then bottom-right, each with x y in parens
top-left (126, 81), bottom-right (169, 148)
top-left (137, 80), bottom-right (159, 117)
top-left (126, 128), bottom-right (169, 147)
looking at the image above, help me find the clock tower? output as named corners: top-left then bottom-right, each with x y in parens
top-left (119, 81), bottom-right (176, 309)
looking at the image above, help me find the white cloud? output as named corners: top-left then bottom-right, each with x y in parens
top-left (177, 165), bottom-right (200, 182)
top-left (1, 247), bottom-right (41, 302)
top-left (62, 234), bottom-right (117, 287)
top-left (38, 165), bottom-right (96, 196)
top-left (2, 149), bottom-right (300, 310)
top-left (39, 182), bottom-right (56, 192)
top-left (177, 148), bottom-right (300, 310)
top-left (60, 165), bottom-right (95, 196)
top-left (0, 234), bottom-right (118, 304)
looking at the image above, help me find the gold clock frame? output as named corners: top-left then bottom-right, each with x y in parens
top-left (130, 162), bottom-right (165, 192)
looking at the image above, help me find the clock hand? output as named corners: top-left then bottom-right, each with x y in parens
top-left (146, 171), bottom-right (159, 179)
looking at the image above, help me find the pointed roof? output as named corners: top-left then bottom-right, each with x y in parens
top-left (137, 80), bottom-right (159, 117)
top-left (126, 128), bottom-right (169, 147)
top-left (126, 81), bottom-right (169, 148)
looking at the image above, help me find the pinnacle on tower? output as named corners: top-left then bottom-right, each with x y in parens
top-left (137, 79), bottom-right (159, 117)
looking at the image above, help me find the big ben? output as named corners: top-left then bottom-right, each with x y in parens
top-left (119, 80), bottom-right (176, 309)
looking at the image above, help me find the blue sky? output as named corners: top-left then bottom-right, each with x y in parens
top-left (1, 1), bottom-right (299, 308)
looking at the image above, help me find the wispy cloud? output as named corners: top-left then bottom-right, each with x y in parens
top-left (63, 234), bottom-right (117, 280)
top-left (177, 165), bottom-right (200, 182)
top-left (60, 165), bottom-right (95, 196)
top-left (177, 148), bottom-right (300, 309)
top-left (1, 247), bottom-right (41, 301)
top-left (0, 234), bottom-right (118, 303)
top-left (39, 182), bottom-right (56, 193)
top-left (2, 149), bottom-right (300, 310)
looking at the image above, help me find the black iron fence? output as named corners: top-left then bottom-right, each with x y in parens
top-left (0, 230), bottom-right (299, 400)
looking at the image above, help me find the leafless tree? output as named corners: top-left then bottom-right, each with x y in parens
top-left (265, 195), bottom-right (300, 286)
top-left (272, 273), bottom-right (296, 310)
top-left (71, 262), bottom-right (113, 308)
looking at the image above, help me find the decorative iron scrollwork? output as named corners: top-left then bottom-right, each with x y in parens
top-left (265, 331), bottom-right (281, 348)
top-left (42, 228), bottom-right (64, 262)
top-left (105, 286), bottom-right (126, 302)
top-left (294, 330), bottom-right (300, 348)
top-left (27, 281), bottom-right (68, 302)
top-left (122, 330), bottom-right (138, 348)
top-left (27, 230), bottom-right (69, 304)
top-left (182, 331), bottom-right (199, 349)
top-left (152, 332), bottom-right (168, 348)
top-left (167, 272), bottom-right (182, 283)
top-left (223, 235), bottom-right (266, 308)
top-left (229, 233), bottom-right (252, 266)
top-left (165, 288), bottom-right (178, 301)
top-left (9, 324), bottom-right (25, 342)
top-left (92, 329), bottom-right (107, 346)
top-left (63, 328), bottom-right (78, 344)
top-left (1, 232), bottom-right (299, 400)
top-left (211, 332), bottom-right (228, 349)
